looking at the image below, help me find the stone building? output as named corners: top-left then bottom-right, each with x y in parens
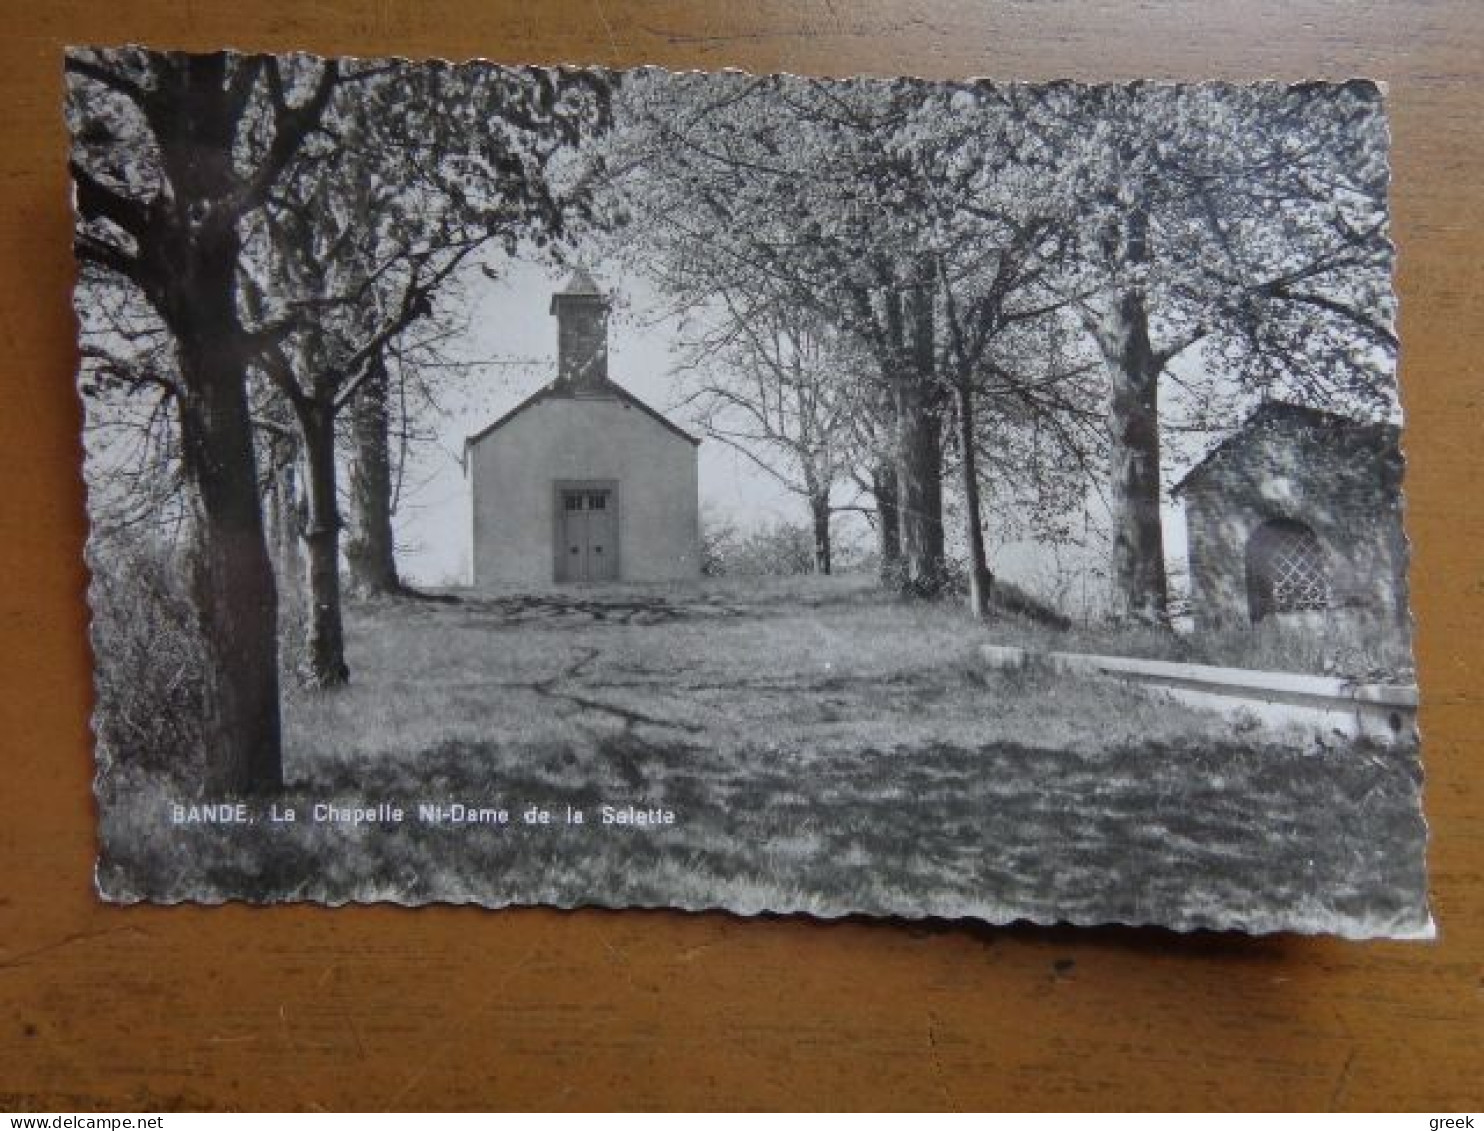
top-left (465, 270), bottom-right (701, 586)
top-left (1172, 402), bottom-right (1409, 632)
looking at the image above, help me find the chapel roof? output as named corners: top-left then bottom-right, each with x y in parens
top-left (1171, 400), bottom-right (1399, 497)
top-left (464, 375), bottom-right (702, 453)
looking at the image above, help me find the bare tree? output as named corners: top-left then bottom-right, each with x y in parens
top-left (674, 292), bottom-right (860, 573)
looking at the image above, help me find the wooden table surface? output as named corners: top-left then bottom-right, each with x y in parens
top-left (2, 0), bottom-right (1480, 1112)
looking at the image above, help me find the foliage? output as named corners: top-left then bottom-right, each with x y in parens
top-left (244, 59), bottom-right (617, 414)
top-left (1035, 81), bottom-right (1396, 414)
top-left (702, 514), bottom-right (873, 577)
top-left (701, 517), bottom-right (814, 576)
top-left (698, 510), bottom-right (737, 577)
top-left (88, 535), bottom-right (208, 783)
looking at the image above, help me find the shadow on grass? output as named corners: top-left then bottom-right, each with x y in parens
top-left (97, 726), bottom-right (1429, 939)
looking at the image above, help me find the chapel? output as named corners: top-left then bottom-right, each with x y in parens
top-left (465, 270), bottom-right (701, 586)
top-left (1172, 401), bottom-right (1409, 632)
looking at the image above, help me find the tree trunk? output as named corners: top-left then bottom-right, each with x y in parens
top-left (345, 354), bottom-right (402, 597)
top-left (299, 406), bottom-right (349, 687)
top-left (956, 384), bottom-right (993, 620)
top-left (175, 333), bottom-right (284, 795)
top-left (266, 437), bottom-right (303, 596)
top-left (157, 59), bottom-right (284, 793)
top-left (265, 447), bottom-right (306, 678)
top-left (871, 461), bottom-right (901, 584)
top-left (893, 259), bottom-right (947, 597)
top-left (1099, 289), bottom-right (1169, 624)
top-left (809, 492), bottom-right (832, 575)
top-left (894, 376), bottom-right (946, 596)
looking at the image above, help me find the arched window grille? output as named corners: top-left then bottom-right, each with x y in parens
top-left (1246, 519), bottom-right (1330, 622)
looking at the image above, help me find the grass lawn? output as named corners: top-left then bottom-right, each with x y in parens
top-left (98, 574), bottom-right (1431, 937)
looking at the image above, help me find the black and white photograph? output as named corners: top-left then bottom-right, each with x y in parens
top-left (67, 48), bottom-right (1429, 936)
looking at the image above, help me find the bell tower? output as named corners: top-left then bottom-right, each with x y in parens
top-left (550, 267), bottom-right (609, 389)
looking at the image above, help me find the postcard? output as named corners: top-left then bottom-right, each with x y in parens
top-left (68, 48), bottom-right (1429, 935)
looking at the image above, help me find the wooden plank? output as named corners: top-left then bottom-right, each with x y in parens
top-left (1, 0), bottom-right (1479, 1111)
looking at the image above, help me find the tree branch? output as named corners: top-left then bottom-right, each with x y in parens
top-left (74, 232), bottom-right (148, 290)
top-left (64, 52), bottom-right (150, 109)
top-left (1262, 287), bottom-right (1399, 351)
top-left (230, 58), bottom-right (340, 220)
top-left (70, 160), bottom-right (151, 242)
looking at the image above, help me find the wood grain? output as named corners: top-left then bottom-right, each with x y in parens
top-left (1, 0), bottom-right (1479, 1111)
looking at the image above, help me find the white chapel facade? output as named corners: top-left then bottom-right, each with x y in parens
top-left (465, 270), bottom-right (701, 586)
